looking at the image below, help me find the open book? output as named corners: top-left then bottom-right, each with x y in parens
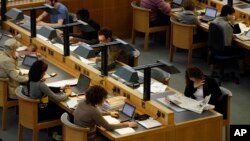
top-left (167, 94), bottom-right (213, 114)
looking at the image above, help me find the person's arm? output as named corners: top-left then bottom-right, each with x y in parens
top-left (92, 108), bottom-right (128, 130)
top-left (37, 18), bottom-right (64, 28)
top-left (39, 82), bottom-right (68, 102)
top-left (184, 81), bottom-right (196, 99)
top-left (36, 11), bottom-right (48, 22)
top-left (4, 60), bottom-right (28, 83)
top-left (155, 0), bottom-right (171, 14)
top-left (206, 77), bottom-right (222, 105)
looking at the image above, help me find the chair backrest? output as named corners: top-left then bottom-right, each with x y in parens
top-left (15, 86), bottom-right (40, 129)
top-left (117, 44), bottom-right (140, 67)
top-left (151, 68), bottom-right (171, 85)
top-left (216, 87), bottom-right (232, 121)
top-left (61, 112), bottom-right (90, 141)
top-left (131, 1), bottom-right (151, 32)
top-left (0, 78), bottom-right (9, 106)
top-left (170, 16), bottom-right (196, 49)
top-left (208, 22), bottom-right (225, 53)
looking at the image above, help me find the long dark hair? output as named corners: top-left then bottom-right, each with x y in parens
top-left (27, 60), bottom-right (48, 93)
top-left (185, 66), bottom-right (204, 85)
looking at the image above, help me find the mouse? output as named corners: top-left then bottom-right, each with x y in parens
top-left (50, 73), bottom-right (57, 77)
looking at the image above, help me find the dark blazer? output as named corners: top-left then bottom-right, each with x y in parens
top-left (184, 75), bottom-right (222, 106)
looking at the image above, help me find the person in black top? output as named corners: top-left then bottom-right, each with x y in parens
top-left (184, 66), bottom-right (222, 107)
top-left (70, 8), bottom-right (100, 44)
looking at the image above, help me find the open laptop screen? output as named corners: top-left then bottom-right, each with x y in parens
top-left (122, 102), bottom-right (136, 118)
top-left (76, 73), bottom-right (91, 91)
top-left (172, 0), bottom-right (183, 5)
top-left (205, 7), bottom-right (217, 18)
top-left (22, 55), bottom-right (38, 67)
top-left (246, 30), bottom-right (250, 38)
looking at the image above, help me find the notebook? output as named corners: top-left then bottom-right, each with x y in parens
top-left (201, 7), bottom-right (217, 22)
top-left (171, 0), bottom-right (183, 8)
top-left (70, 73), bottom-right (91, 96)
top-left (236, 29), bottom-right (250, 41)
top-left (118, 102), bottom-right (136, 122)
top-left (22, 55), bottom-right (38, 67)
top-left (137, 119), bottom-right (162, 129)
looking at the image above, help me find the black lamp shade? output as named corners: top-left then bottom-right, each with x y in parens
top-left (5, 8), bottom-right (24, 21)
top-left (37, 26), bottom-right (57, 40)
top-left (73, 44), bottom-right (96, 59)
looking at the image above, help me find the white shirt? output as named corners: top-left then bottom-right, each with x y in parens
top-left (193, 87), bottom-right (204, 101)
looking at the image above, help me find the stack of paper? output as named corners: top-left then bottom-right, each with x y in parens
top-left (46, 78), bottom-right (78, 87)
top-left (114, 127), bottom-right (135, 135)
top-left (136, 81), bottom-right (167, 94)
top-left (137, 119), bottom-right (162, 129)
top-left (102, 96), bottom-right (126, 111)
top-left (103, 115), bottom-right (120, 124)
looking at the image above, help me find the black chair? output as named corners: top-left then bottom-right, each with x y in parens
top-left (207, 23), bottom-right (240, 85)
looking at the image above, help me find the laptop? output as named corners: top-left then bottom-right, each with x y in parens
top-left (201, 7), bottom-right (217, 22)
top-left (70, 73), bottom-right (91, 96)
top-left (236, 29), bottom-right (250, 41)
top-left (118, 102), bottom-right (136, 122)
top-left (170, 0), bottom-right (183, 8)
top-left (22, 55), bottom-right (38, 67)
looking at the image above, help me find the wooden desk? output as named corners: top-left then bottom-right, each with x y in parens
top-left (2, 20), bottom-right (223, 141)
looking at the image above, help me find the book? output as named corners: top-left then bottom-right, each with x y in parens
top-left (114, 127), bottom-right (135, 135)
top-left (167, 94), bottom-right (212, 114)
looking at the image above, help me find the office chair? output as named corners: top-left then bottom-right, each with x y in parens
top-left (151, 68), bottom-right (171, 85)
top-left (169, 16), bottom-right (205, 66)
top-left (216, 87), bottom-right (232, 141)
top-left (15, 86), bottom-right (61, 141)
top-left (61, 112), bottom-right (89, 141)
top-left (0, 78), bottom-right (18, 130)
top-left (117, 44), bottom-right (140, 67)
top-left (131, 0), bottom-right (169, 51)
top-left (208, 23), bottom-right (240, 85)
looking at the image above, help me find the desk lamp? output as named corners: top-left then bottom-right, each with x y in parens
top-left (133, 60), bottom-right (179, 101)
top-left (37, 26), bottom-right (57, 40)
top-left (74, 39), bottom-right (124, 76)
top-left (5, 8), bottom-right (24, 22)
top-left (5, 4), bottom-right (59, 38)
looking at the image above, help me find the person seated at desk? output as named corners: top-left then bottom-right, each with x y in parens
top-left (0, 38), bottom-right (28, 99)
top-left (91, 28), bottom-right (122, 70)
top-left (178, 0), bottom-right (207, 42)
top-left (211, 5), bottom-right (245, 74)
top-left (69, 8), bottom-right (100, 45)
top-left (184, 66), bottom-right (222, 107)
top-left (36, 0), bottom-right (69, 28)
top-left (26, 60), bottom-right (71, 140)
top-left (140, 0), bottom-right (171, 26)
top-left (74, 85), bottom-right (138, 141)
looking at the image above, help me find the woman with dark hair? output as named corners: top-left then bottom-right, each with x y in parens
top-left (28, 60), bottom-right (71, 140)
top-left (184, 66), bottom-right (222, 106)
top-left (74, 85), bottom-right (137, 141)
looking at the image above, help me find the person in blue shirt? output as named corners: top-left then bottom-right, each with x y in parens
top-left (36, 0), bottom-right (69, 27)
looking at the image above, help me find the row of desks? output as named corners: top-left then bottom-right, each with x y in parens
top-left (2, 20), bottom-right (223, 141)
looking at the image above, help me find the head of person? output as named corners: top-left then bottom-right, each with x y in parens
top-left (28, 60), bottom-right (48, 82)
top-left (46, 0), bottom-right (57, 7)
top-left (76, 8), bottom-right (90, 22)
top-left (26, 43), bottom-right (38, 52)
top-left (98, 28), bottom-right (112, 44)
top-left (4, 38), bottom-right (20, 58)
top-left (85, 85), bottom-right (108, 106)
top-left (182, 0), bottom-right (195, 11)
top-left (185, 66), bottom-right (204, 84)
top-left (220, 4), bottom-right (235, 20)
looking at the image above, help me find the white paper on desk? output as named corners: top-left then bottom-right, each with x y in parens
top-left (16, 46), bottom-right (28, 51)
top-left (157, 97), bottom-right (186, 112)
top-left (19, 68), bottom-right (29, 75)
top-left (37, 34), bottom-right (49, 41)
top-left (136, 82), bottom-right (167, 94)
top-left (78, 56), bottom-right (95, 64)
top-left (103, 115), bottom-right (120, 124)
top-left (53, 43), bottom-right (64, 50)
top-left (46, 78), bottom-right (78, 87)
top-left (114, 127), bottom-right (135, 135)
top-left (66, 99), bottom-right (79, 109)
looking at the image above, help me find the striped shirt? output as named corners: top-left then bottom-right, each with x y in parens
top-left (140, 0), bottom-right (171, 22)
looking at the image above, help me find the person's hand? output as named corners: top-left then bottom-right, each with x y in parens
top-left (110, 111), bottom-right (119, 118)
top-left (64, 87), bottom-right (72, 96)
top-left (126, 121), bottom-right (138, 128)
top-left (193, 79), bottom-right (204, 88)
